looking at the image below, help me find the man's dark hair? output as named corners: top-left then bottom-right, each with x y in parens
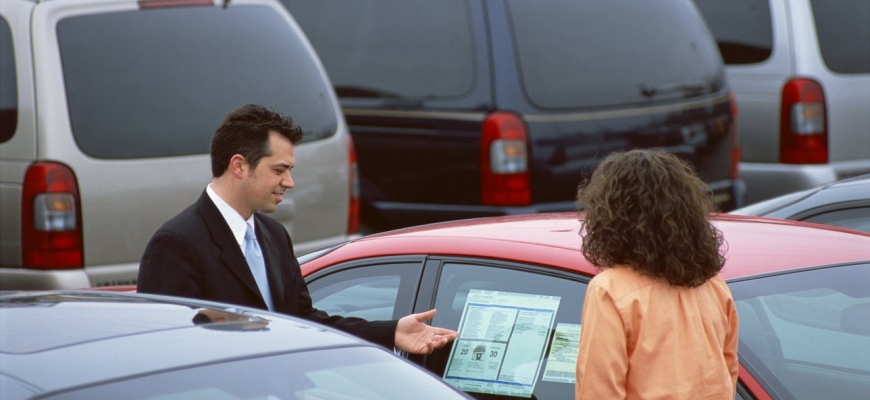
top-left (210, 104), bottom-right (304, 177)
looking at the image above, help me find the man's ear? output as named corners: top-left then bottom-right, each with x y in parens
top-left (229, 154), bottom-right (247, 178)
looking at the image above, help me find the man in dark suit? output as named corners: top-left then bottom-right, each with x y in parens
top-left (139, 104), bottom-right (456, 354)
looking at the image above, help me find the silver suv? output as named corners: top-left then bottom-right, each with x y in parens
top-left (0, 0), bottom-right (359, 290)
top-left (694, 0), bottom-right (870, 204)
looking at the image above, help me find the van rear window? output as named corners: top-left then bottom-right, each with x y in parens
top-left (692, 0), bottom-right (773, 65)
top-left (507, 0), bottom-right (725, 109)
top-left (0, 16), bottom-right (16, 144)
top-left (284, 0), bottom-right (474, 100)
top-left (57, 6), bottom-right (336, 159)
top-left (811, 0), bottom-right (870, 74)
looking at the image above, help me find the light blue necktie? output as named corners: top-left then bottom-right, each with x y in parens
top-left (245, 223), bottom-right (274, 311)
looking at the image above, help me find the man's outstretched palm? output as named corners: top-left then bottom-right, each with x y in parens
top-left (395, 309), bottom-right (458, 354)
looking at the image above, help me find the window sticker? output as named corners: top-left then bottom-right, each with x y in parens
top-left (541, 323), bottom-right (580, 384)
top-left (443, 289), bottom-right (561, 398)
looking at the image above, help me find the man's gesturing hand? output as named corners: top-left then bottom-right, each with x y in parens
top-left (395, 309), bottom-right (458, 355)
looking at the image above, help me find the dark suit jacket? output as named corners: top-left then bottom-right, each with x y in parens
top-left (138, 191), bottom-right (396, 348)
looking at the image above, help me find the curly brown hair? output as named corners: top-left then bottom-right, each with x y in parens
top-left (577, 150), bottom-right (726, 287)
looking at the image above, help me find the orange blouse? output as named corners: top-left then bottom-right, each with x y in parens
top-left (575, 266), bottom-right (739, 400)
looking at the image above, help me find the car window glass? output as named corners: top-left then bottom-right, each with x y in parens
top-left (56, 6), bottom-right (336, 159)
top-left (811, 0), bottom-right (870, 74)
top-left (507, 0), bottom-right (724, 109)
top-left (307, 261), bottom-right (422, 320)
top-left (428, 262), bottom-right (587, 400)
top-left (729, 262), bottom-right (870, 400)
top-left (0, 16), bottom-right (16, 143)
top-left (44, 347), bottom-right (467, 400)
top-left (283, 0), bottom-right (474, 99)
top-left (692, 0), bottom-right (773, 65)
top-left (801, 207), bottom-right (870, 234)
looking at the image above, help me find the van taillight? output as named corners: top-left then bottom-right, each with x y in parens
top-left (21, 162), bottom-right (83, 269)
top-left (780, 78), bottom-right (827, 164)
top-left (346, 135), bottom-right (361, 235)
top-left (729, 91), bottom-right (741, 180)
top-left (480, 112), bottom-right (530, 206)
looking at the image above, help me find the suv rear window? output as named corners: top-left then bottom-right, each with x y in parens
top-left (284, 0), bottom-right (474, 99)
top-left (507, 0), bottom-right (724, 109)
top-left (57, 6), bottom-right (336, 159)
top-left (692, 0), bottom-right (773, 65)
top-left (0, 16), bottom-right (15, 144)
top-left (811, 0), bottom-right (870, 74)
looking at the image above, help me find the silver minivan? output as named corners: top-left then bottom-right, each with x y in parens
top-left (0, 0), bottom-right (359, 290)
top-left (694, 0), bottom-right (870, 204)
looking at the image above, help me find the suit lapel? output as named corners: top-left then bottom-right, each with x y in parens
top-left (255, 214), bottom-right (285, 308)
top-left (196, 192), bottom-right (264, 304)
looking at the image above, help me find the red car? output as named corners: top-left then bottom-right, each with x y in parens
top-left (300, 212), bottom-right (870, 400)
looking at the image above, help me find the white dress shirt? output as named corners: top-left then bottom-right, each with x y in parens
top-left (206, 184), bottom-right (255, 256)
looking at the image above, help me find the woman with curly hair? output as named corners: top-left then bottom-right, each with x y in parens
top-left (574, 150), bottom-right (739, 400)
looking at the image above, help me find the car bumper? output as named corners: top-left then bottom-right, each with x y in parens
top-left (363, 178), bottom-right (744, 231)
top-left (740, 159), bottom-right (870, 205)
top-left (0, 262), bottom-right (139, 290)
top-left (363, 200), bottom-right (578, 231)
top-left (709, 178), bottom-right (745, 212)
top-left (0, 268), bottom-right (91, 290)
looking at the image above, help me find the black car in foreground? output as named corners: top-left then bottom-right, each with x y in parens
top-left (0, 291), bottom-right (470, 400)
top-left (284, 0), bottom-right (744, 231)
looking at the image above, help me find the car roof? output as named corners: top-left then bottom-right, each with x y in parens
top-left (302, 212), bottom-right (870, 280)
top-left (734, 173), bottom-right (870, 215)
top-left (0, 291), bottom-right (366, 393)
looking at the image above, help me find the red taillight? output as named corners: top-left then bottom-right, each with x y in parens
top-left (480, 112), bottom-right (531, 206)
top-left (346, 135), bottom-right (361, 234)
top-left (729, 91), bottom-right (741, 180)
top-left (21, 162), bottom-right (83, 269)
top-left (780, 78), bottom-right (827, 164)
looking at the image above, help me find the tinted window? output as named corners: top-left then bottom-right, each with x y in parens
top-left (802, 206), bottom-right (870, 234)
top-left (0, 16), bottom-right (16, 143)
top-left (811, 0), bottom-right (870, 74)
top-left (46, 347), bottom-right (468, 400)
top-left (692, 0), bottom-right (773, 65)
top-left (429, 262), bottom-right (587, 400)
top-left (729, 263), bottom-right (870, 400)
top-left (307, 261), bottom-right (422, 320)
top-left (507, 0), bottom-right (724, 109)
top-left (284, 0), bottom-right (474, 99)
top-left (57, 6), bottom-right (336, 159)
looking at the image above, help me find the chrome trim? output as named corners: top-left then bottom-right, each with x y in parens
top-left (342, 108), bottom-right (486, 122)
top-left (342, 94), bottom-right (731, 124)
top-left (523, 95), bottom-right (731, 123)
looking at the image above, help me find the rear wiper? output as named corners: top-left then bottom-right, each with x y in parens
top-left (640, 81), bottom-right (709, 98)
top-left (334, 85), bottom-right (400, 99)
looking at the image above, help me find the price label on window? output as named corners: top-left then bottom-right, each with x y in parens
top-left (443, 289), bottom-right (560, 398)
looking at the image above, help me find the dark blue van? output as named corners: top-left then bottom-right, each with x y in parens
top-left (285, 0), bottom-right (743, 231)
